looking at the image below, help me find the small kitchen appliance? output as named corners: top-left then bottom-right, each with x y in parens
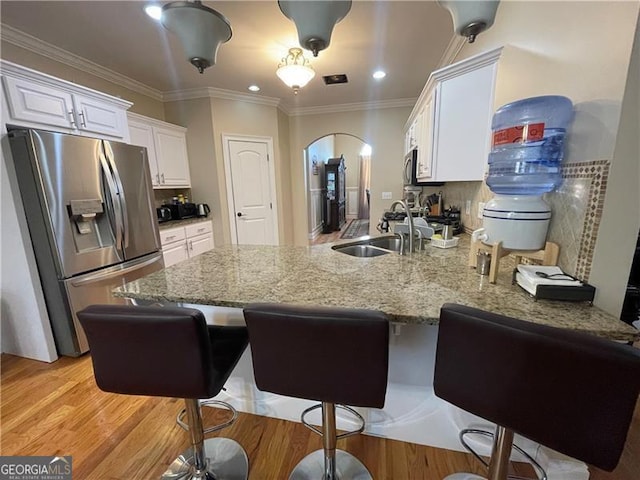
top-left (166, 202), bottom-right (198, 220)
top-left (196, 203), bottom-right (211, 217)
top-left (156, 206), bottom-right (172, 223)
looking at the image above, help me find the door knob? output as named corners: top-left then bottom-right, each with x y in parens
top-left (237, 212), bottom-right (243, 217)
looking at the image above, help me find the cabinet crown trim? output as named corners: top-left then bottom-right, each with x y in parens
top-left (0, 59), bottom-right (133, 110)
top-left (127, 112), bottom-right (187, 132)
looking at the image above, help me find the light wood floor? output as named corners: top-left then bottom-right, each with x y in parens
top-left (1, 354), bottom-right (638, 479)
top-left (311, 229), bottom-right (344, 245)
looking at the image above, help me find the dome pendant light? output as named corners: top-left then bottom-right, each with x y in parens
top-left (278, 0), bottom-right (351, 57)
top-left (161, 0), bottom-right (232, 73)
top-left (438, 0), bottom-right (500, 44)
top-left (276, 48), bottom-right (315, 94)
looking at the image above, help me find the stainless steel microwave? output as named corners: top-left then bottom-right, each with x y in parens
top-left (404, 149), bottom-right (443, 187)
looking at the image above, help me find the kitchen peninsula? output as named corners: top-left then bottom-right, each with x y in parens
top-left (114, 236), bottom-right (638, 342)
top-left (113, 235), bottom-right (637, 477)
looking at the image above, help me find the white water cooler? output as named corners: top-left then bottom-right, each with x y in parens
top-left (478, 195), bottom-right (551, 250)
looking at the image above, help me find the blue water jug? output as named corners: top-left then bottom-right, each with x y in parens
top-left (486, 95), bottom-right (573, 195)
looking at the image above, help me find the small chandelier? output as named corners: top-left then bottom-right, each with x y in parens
top-left (438, 0), bottom-right (500, 44)
top-left (279, 0), bottom-right (352, 57)
top-left (276, 48), bottom-right (316, 95)
top-left (161, 0), bottom-right (232, 74)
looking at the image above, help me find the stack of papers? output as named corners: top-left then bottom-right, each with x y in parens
top-left (516, 265), bottom-right (582, 296)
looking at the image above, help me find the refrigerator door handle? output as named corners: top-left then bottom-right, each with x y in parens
top-left (98, 144), bottom-right (124, 251)
top-left (103, 141), bottom-right (130, 249)
top-left (70, 252), bottom-right (163, 287)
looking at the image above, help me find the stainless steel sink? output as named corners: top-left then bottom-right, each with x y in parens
top-left (366, 236), bottom-right (403, 252)
top-left (332, 244), bottom-right (391, 257)
top-left (331, 235), bottom-right (401, 257)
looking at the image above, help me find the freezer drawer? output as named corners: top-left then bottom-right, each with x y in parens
top-left (62, 252), bottom-right (164, 355)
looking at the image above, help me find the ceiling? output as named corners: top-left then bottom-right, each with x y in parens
top-left (0, 1), bottom-right (456, 110)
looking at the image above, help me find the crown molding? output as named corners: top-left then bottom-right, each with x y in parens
top-left (162, 87), bottom-right (281, 107)
top-left (436, 34), bottom-right (467, 70)
top-left (286, 98), bottom-right (416, 117)
top-left (0, 23), bottom-right (164, 101)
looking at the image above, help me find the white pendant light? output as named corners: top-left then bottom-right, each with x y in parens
top-left (276, 48), bottom-right (315, 94)
top-left (161, 1), bottom-right (232, 73)
top-left (278, 0), bottom-right (351, 57)
top-left (438, 0), bottom-right (500, 43)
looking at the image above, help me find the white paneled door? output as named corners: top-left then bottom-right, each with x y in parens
top-left (227, 139), bottom-right (277, 245)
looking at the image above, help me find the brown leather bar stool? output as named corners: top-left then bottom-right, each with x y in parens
top-left (78, 304), bottom-right (250, 480)
top-left (243, 303), bottom-right (389, 480)
top-left (434, 303), bottom-right (640, 480)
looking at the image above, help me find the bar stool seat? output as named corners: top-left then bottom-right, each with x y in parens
top-left (243, 303), bottom-right (389, 480)
top-left (79, 305), bottom-right (250, 480)
top-left (434, 303), bottom-right (640, 480)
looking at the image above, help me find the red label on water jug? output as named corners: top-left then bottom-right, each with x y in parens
top-left (492, 123), bottom-right (545, 146)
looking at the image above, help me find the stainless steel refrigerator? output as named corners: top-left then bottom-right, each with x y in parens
top-left (8, 128), bottom-right (163, 357)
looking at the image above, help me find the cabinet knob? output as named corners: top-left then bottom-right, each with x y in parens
top-left (237, 212), bottom-right (243, 217)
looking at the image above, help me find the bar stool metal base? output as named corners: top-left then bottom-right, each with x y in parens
top-left (162, 437), bottom-right (249, 480)
top-left (443, 474), bottom-right (485, 480)
top-left (289, 449), bottom-right (372, 480)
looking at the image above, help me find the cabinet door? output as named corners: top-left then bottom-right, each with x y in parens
top-left (432, 63), bottom-right (496, 182)
top-left (162, 241), bottom-right (189, 267)
top-left (416, 93), bottom-right (436, 181)
top-left (129, 120), bottom-right (160, 187)
top-left (188, 233), bottom-right (214, 258)
top-left (73, 94), bottom-right (128, 139)
top-left (154, 126), bottom-right (191, 187)
top-left (3, 76), bottom-right (76, 129)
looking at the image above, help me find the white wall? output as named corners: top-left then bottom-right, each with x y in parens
top-left (590, 16), bottom-right (640, 316)
top-left (289, 106), bottom-right (411, 245)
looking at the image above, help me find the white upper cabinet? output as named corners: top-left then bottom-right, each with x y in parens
top-left (406, 47), bottom-right (502, 183)
top-left (416, 92), bottom-right (436, 181)
top-left (127, 113), bottom-right (191, 189)
top-left (1, 60), bottom-right (131, 140)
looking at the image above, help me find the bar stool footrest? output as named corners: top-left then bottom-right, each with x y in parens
top-left (300, 403), bottom-right (365, 439)
top-left (177, 399), bottom-right (238, 435)
top-left (459, 428), bottom-right (547, 480)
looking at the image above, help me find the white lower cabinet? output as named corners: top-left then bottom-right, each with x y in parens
top-left (161, 221), bottom-right (214, 267)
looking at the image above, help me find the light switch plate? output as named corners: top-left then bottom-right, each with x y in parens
top-left (477, 202), bottom-right (485, 219)
top-left (382, 191), bottom-right (392, 200)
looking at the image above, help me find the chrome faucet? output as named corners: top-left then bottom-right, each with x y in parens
top-left (389, 200), bottom-right (415, 254)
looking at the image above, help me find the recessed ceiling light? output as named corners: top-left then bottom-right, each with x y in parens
top-left (248, 85), bottom-right (261, 92)
top-left (145, 5), bottom-right (163, 21)
top-left (373, 70), bottom-right (386, 80)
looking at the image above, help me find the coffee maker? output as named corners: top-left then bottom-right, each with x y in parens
top-left (403, 186), bottom-right (422, 208)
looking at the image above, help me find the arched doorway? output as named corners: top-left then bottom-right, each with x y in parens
top-left (305, 134), bottom-right (371, 245)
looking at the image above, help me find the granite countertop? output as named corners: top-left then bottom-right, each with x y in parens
top-left (114, 235), bottom-right (639, 342)
top-left (158, 217), bottom-right (212, 230)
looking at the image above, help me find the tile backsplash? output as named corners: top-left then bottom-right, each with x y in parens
top-left (153, 188), bottom-right (192, 208)
top-left (442, 160), bottom-right (610, 282)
